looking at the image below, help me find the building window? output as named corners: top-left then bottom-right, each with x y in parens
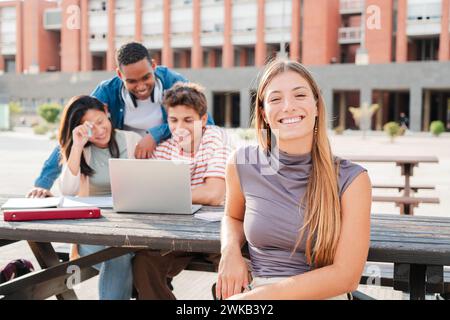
top-left (234, 48), bottom-right (241, 67)
top-left (173, 50), bottom-right (191, 69)
top-left (203, 51), bottom-right (210, 67)
top-left (5, 57), bottom-right (16, 73)
top-left (246, 47), bottom-right (255, 66)
top-left (213, 92), bottom-right (240, 128)
top-left (408, 37), bottom-right (439, 61)
top-left (92, 53), bottom-right (106, 71)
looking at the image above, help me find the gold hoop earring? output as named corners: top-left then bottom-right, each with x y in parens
top-left (314, 117), bottom-right (318, 136)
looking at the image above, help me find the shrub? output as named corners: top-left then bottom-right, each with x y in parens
top-left (7, 102), bottom-right (23, 130)
top-left (33, 124), bottom-right (50, 135)
top-left (430, 120), bottom-right (445, 137)
top-left (37, 103), bottom-right (62, 124)
top-left (383, 121), bottom-right (401, 142)
top-left (8, 102), bottom-right (22, 115)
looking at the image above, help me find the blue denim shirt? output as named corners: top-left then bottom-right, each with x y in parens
top-left (34, 66), bottom-right (215, 190)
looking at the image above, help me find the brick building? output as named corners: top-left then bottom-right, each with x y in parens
top-left (0, 0), bottom-right (449, 131)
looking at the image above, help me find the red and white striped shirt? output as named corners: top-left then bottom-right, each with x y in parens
top-left (152, 126), bottom-right (231, 188)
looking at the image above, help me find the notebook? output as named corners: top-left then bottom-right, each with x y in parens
top-left (3, 207), bottom-right (102, 222)
top-left (1, 196), bottom-right (113, 210)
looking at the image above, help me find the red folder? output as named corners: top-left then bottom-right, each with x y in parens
top-left (3, 207), bottom-right (101, 222)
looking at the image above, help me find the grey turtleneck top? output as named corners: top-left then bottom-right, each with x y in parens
top-left (235, 145), bottom-right (366, 277)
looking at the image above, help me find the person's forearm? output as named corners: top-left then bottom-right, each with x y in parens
top-left (241, 264), bottom-right (358, 300)
top-left (67, 146), bottom-right (84, 176)
top-left (148, 124), bottom-right (168, 145)
top-left (34, 146), bottom-right (62, 189)
top-left (220, 216), bottom-right (246, 255)
top-left (192, 186), bottom-right (223, 206)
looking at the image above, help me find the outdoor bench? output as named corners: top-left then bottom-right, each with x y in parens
top-left (372, 184), bottom-right (435, 192)
top-left (372, 195), bottom-right (440, 215)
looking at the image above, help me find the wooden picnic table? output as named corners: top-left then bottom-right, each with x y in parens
top-left (1, 196), bottom-right (450, 300)
top-left (344, 155), bottom-right (439, 215)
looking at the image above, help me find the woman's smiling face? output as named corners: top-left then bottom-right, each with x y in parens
top-left (263, 70), bottom-right (318, 144)
top-left (81, 109), bottom-right (112, 148)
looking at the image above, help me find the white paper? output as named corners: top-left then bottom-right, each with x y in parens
top-left (1, 196), bottom-right (113, 210)
top-left (1, 197), bottom-right (63, 210)
top-left (194, 211), bottom-right (223, 222)
top-left (61, 196), bottom-right (113, 209)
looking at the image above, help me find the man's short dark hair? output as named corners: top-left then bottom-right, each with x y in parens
top-left (116, 42), bottom-right (152, 68)
top-left (163, 82), bottom-right (208, 117)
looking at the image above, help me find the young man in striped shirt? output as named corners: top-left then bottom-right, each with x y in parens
top-left (133, 82), bottom-right (230, 299)
top-left (152, 82), bottom-right (230, 205)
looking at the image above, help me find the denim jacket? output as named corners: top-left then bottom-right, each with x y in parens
top-left (35, 66), bottom-right (214, 190)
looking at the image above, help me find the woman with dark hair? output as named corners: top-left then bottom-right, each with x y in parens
top-left (58, 95), bottom-right (141, 300)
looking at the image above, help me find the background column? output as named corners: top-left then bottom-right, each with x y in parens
top-left (205, 90), bottom-right (213, 117)
top-left (135, 0), bottom-right (143, 42)
top-left (15, 1), bottom-right (24, 73)
top-left (366, 0), bottom-right (393, 63)
top-left (396, 0), bottom-right (407, 62)
top-left (302, 0), bottom-right (339, 65)
top-left (81, 0), bottom-right (91, 71)
top-left (290, 0), bottom-right (301, 62)
top-left (410, 86), bottom-right (423, 132)
top-left (162, 0), bottom-right (173, 67)
top-left (240, 89), bottom-right (251, 128)
top-left (322, 88), bottom-right (334, 129)
top-left (107, 0), bottom-right (116, 71)
top-left (255, 0), bottom-right (266, 66)
top-left (61, 0), bottom-right (80, 72)
top-left (439, 0), bottom-right (449, 61)
top-left (192, 0), bottom-right (202, 69)
top-left (222, 0), bottom-right (233, 68)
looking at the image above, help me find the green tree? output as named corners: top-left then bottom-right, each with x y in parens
top-left (37, 103), bottom-right (62, 124)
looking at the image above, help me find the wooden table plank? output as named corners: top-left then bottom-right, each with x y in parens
top-left (343, 155), bottom-right (439, 164)
top-left (2, 214), bottom-right (450, 263)
top-left (3, 215), bottom-right (450, 243)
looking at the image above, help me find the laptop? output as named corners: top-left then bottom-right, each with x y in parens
top-left (109, 159), bottom-right (202, 214)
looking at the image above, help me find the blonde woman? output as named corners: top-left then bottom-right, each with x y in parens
top-left (216, 60), bottom-right (371, 300)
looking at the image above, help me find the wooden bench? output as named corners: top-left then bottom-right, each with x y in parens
top-left (2, 241), bottom-right (449, 300)
top-left (372, 184), bottom-right (435, 193)
top-left (372, 195), bottom-right (440, 215)
top-left (186, 257), bottom-right (450, 300)
top-left (360, 262), bottom-right (450, 299)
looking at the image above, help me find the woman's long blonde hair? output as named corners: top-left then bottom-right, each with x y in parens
top-left (254, 59), bottom-right (341, 268)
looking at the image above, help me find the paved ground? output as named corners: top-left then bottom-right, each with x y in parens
top-left (1, 126), bottom-right (449, 300)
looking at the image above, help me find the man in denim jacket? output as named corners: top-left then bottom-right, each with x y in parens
top-left (27, 42), bottom-right (214, 198)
